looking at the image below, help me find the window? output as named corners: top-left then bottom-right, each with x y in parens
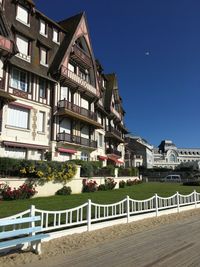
top-left (79, 69), bottom-right (89, 82)
top-left (39, 78), bottom-right (46, 98)
top-left (60, 86), bottom-right (71, 101)
top-left (16, 5), bottom-right (29, 25)
top-left (38, 111), bottom-right (45, 132)
top-left (5, 147), bottom-right (26, 159)
top-left (16, 35), bottom-right (30, 62)
top-left (98, 133), bottom-right (103, 148)
top-left (53, 28), bottom-right (60, 43)
top-left (40, 47), bottom-right (48, 66)
top-left (40, 20), bottom-right (47, 37)
top-left (68, 63), bottom-right (75, 73)
top-left (10, 68), bottom-right (28, 92)
top-left (7, 105), bottom-right (29, 129)
top-left (81, 152), bottom-right (89, 161)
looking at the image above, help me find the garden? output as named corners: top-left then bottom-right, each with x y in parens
top-left (0, 182), bottom-right (200, 219)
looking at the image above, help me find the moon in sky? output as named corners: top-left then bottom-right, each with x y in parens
top-left (145, 51), bottom-right (150, 56)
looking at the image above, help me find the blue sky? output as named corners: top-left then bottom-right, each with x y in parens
top-left (35, 0), bottom-right (200, 148)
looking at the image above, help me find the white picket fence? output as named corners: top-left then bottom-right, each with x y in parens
top-left (0, 190), bottom-right (200, 240)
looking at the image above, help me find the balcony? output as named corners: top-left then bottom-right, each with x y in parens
top-left (57, 132), bottom-right (97, 149)
top-left (106, 148), bottom-right (122, 158)
top-left (16, 53), bottom-right (31, 63)
top-left (0, 35), bottom-right (13, 56)
top-left (111, 107), bottom-right (121, 121)
top-left (61, 66), bottom-right (98, 97)
top-left (71, 44), bottom-right (92, 68)
top-left (105, 125), bottom-right (124, 142)
top-left (58, 99), bottom-right (103, 128)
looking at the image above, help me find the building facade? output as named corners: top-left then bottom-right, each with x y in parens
top-left (125, 135), bottom-right (154, 168)
top-left (0, 0), bottom-right (127, 165)
top-left (153, 140), bottom-right (200, 169)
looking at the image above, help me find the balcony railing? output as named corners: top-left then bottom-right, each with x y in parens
top-left (106, 125), bottom-right (122, 139)
top-left (71, 44), bottom-right (92, 67)
top-left (16, 53), bottom-right (31, 62)
top-left (58, 99), bottom-right (97, 121)
top-left (111, 107), bottom-right (121, 120)
top-left (57, 132), bottom-right (97, 149)
top-left (0, 35), bottom-right (13, 54)
top-left (61, 66), bottom-right (97, 96)
top-left (106, 148), bottom-right (122, 157)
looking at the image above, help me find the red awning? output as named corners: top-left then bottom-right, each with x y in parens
top-left (3, 141), bottom-right (48, 150)
top-left (117, 159), bottom-right (124, 164)
top-left (98, 155), bottom-right (108, 161)
top-left (58, 148), bottom-right (77, 154)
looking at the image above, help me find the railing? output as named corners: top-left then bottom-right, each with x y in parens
top-left (106, 148), bottom-right (122, 157)
top-left (16, 52), bottom-right (31, 62)
top-left (57, 132), bottom-right (97, 149)
top-left (61, 66), bottom-right (97, 96)
top-left (106, 125), bottom-right (122, 139)
top-left (71, 44), bottom-right (91, 67)
top-left (58, 99), bottom-right (97, 121)
top-left (111, 107), bottom-right (121, 120)
top-left (1, 191), bottom-right (199, 239)
top-left (0, 35), bottom-right (12, 53)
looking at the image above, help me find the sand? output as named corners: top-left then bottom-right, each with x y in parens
top-left (0, 208), bottom-right (200, 267)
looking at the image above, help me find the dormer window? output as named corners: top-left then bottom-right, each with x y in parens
top-left (16, 5), bottom-right (29, 26)
top-left (40, 20), bottom-right (48, 37)
top-left (16, 34), bottom-right (31, 62)
top-left (53, 28), bottom-right (60, 44)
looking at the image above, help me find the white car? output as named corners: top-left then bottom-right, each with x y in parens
top-left (162, 175), bottom-right (181, 183)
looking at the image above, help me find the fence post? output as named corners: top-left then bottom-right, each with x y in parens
top-left (155, 194), bottom-right (158, 217)
top-left (194, 190), bottom-right (197, 208)
top-left (30, 205), bottom-right (35, 231)
top-left (177, 192), bottom-right (180, 213)
top-left (87, 199), bottom-right (91, 232)
top-left (127, 196), bottom-right (130, 223)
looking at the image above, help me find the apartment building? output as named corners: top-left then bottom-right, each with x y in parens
top-left (0, 0), bottom-right (127, 165)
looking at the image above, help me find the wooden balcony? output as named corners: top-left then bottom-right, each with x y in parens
top-left (111, 107), bottom-right (121, 121)
top-left (57, 132), bottom-right (97, 149)
top-left (0, 35), bottom-right (13, 56)
top-left (71, 44), bottom-right (92, 68)
top-left (61, 66), bottom-right (98, 98)
top-left (57, 99), bottom-right (103, 128)
top-left (106, 148), bottom-right (122, 158)
top-left (105, 125), bottom-right (124, 142)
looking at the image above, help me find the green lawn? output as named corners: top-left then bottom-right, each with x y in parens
top-left (0, 182), bottom-right (199, 219)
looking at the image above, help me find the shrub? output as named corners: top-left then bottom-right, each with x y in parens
top-left (69, 160), bottom-right (102, 177)
top-left (98, 178), bottom-right (117, 191)
top-left (1, 182), bottom-right (37, 200)
top-left (119, 180), bottom-right (126, 188)
top-left (126, 179), bottom-right (142, 186)
top-left (183, 181), bottom-right (200, 186)
top-left (82, 179), bottom-right (98, 193)
top-left (0, 158), bottom-right (77, 184)
top-left (118, 167), bottom-right (139, 177)
top-left (98, 184), bottom-right (106, 191)
top-left (56, 186), bottom-right (72, 195)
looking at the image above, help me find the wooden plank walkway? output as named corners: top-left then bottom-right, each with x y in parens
top-left (27, 215), bottom-right (200, 267)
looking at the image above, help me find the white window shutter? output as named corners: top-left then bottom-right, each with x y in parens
top-left (16, 35), bottom-right (28, 55)
top-left (16, 5), bottom-right (29, 24)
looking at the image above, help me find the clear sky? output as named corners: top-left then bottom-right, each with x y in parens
top-left (34, 0), bottom-right (200, 148)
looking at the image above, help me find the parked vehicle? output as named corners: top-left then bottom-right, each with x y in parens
top-left (161, 175), bottom-right (181, 183)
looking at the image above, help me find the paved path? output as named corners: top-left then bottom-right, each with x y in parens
top-left (27, 215), bottom-right (200, 267)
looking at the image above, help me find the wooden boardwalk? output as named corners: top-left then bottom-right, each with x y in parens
top-left (27, 215), bottom-right (200, 267)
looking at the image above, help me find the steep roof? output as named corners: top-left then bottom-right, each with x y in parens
top-left (104, 73), bottom-right (117, 110)
top-left (49, 12), bottom-right (84, 75)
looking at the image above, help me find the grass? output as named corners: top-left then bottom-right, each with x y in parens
top-left (0, 182), bottom-right (199, 219)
